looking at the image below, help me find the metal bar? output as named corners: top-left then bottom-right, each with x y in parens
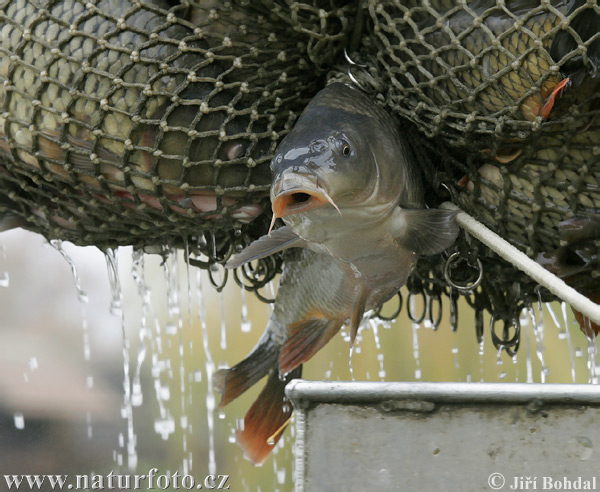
top-left (286, 380), bottom-right (600, 406)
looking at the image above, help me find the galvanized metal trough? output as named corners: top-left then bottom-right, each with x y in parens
top-left (286, 381), bottom-right (600, 492)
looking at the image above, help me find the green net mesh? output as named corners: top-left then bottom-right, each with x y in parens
top-left (0, 0), bottom-right (356, 257)
top-left (346, 0), bottom-right (600, 346)
top-left (1, 0), bottom-right (599, 346)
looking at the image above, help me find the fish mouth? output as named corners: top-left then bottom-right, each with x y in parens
top-left (269, 180), bottom-right (341, 234)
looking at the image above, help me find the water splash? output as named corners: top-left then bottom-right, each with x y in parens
top-left (105, 248), bottom-right (137, 470)
top-left (196, 266), bottom-right (217, 476)
top-left (86, 411), bottom-right (92, 439)
top-left (50, 240), bottom-right (94, 443)
top-left (587, 334), bottom-right (598, 384)
top-left (546, 302), bottom-right (576, 383)
top-left (452, 341), bottom-right (460, 370)
top-left (348, 344), bottom-right (356, 381)
top-left (496, 347), bottom-right (507, 380)
top-left (527, 305), bottom-right (548, 383)
top-left (50, 240), bottom-right (88, 303)
top-left (240, 286), bottom-right (252, 333)
top-left (410, 296), bottom-right (422, 381)
top-left (164, 250), bottom-right (180, 336)
top-left (0, 243), bottom-right (9, 287)
top-left (220, 288), bottom-right (227, 350)
top-left (14, 413), bottom-right (24, 429)
top-left (520, 309), bottom-right (534, 383)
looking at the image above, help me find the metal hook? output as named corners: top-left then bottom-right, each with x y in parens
top-left (427, 291), bottom-right (443, 330)
top-left (374, 291), bottom-right (403, 321)
top-left (490, 317), bottom-right (520, 357)
top-left (444, 252), bottom-right (483, 294)
top-left (344, 48), bottom-right (367, 68)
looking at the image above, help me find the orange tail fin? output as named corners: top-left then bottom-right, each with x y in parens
top-left (214, 334), bottom-right (279, 407)
top-left (236, 365), bottom-right (302, 465)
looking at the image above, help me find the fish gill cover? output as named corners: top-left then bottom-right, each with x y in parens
top-left (0, 0), bottom-right (599, 347)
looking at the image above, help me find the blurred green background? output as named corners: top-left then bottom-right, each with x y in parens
top-left (0, 229), bottom-right (594, 491)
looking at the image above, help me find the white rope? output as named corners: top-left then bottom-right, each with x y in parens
top-left (441, 202), bottom-right (600, 325)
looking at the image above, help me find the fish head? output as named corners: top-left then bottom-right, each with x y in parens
top-left (269, 83), bottom-right (419, 238)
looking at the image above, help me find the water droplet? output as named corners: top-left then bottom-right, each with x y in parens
top-left (220, 290), bottom-right (227, 350)
top-left (154, 418), bottom-right (175, 440)
top-left (0, 244), bottom-right (9, 287)
top-left (51, 240), bottom-right (88, 302)
top-left (277, 469), bottom-right (286, 484)
top-left (14, 413), bottom-right (24, 429)
top-left (165, 322), bottom-right (178, 336)
top-left (240, 286), bottom-right (252, 333)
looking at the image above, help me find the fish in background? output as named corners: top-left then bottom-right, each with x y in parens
top-left (0, 0), bottom-right (270, 226)
top-left (215, 83), bottom-right (459, 465)
top-left (536, 215), bottom-right (600, 338)
top-left (376, 0), bottom-right (600, 123)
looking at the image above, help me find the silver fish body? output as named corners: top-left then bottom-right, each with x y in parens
top-left (263, 83), bottom-right (459, 341)
top-left (217, 83), bottom-right (459, 465)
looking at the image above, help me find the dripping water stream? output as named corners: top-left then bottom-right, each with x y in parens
top-left (104, 248), bottom-right (137, 470)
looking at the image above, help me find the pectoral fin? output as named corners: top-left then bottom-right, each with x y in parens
top-left (236, 365), bottom-right (302, 466)
top-left (279, 315), bottom-right (344, 374)
top-left (392, 208), bottom-right (459, 256)
top-left (226, 226), bottom-right (307, 269)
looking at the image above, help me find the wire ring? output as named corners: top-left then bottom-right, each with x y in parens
top-left (428, 292), bottom-right (443, 330)
top-left (407, 291), bottom-right (427, 324)
top-left (444, 252), bottom-right (483, 294)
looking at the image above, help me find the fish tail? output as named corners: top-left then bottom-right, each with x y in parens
top-left (213, 331), bottom-right (279, 408)
top-left (236, 365), bottom-right (302, 466)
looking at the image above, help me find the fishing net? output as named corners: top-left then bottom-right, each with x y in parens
top-left (341, 0), bottom-right (600, 348)
top-left (1, 0), bottom-right (599, 346)
top-left (0, 0), bottom-right (356, 272)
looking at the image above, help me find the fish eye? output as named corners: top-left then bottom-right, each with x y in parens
top-left (342, 143), bottom-right (351, 157)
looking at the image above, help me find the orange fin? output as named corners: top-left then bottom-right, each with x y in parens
top-left (539, 77), bottom-right (570, 119)
top-left (236, 365), bottom-right (302, 466)
top-left (279, 316), bottom-right (343, 374)
top-left (349, 285), bottom-right (368, 348)
top-left (214, 333), bottom-right (279, 407)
